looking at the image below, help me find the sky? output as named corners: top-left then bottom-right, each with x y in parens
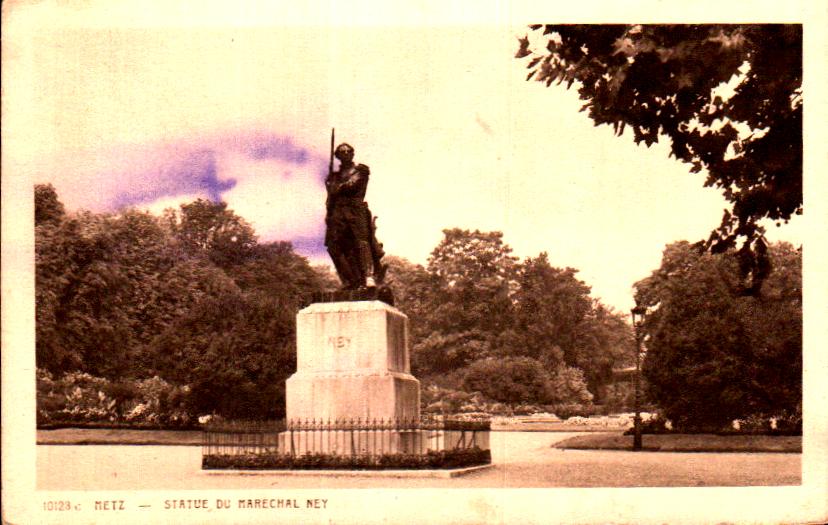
top-left (2, 1), bottom-right (806, 313)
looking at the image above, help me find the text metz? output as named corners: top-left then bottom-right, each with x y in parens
top-left (95, 500), bottom-right (125, 511)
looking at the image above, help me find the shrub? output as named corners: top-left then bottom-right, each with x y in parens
top-left (544, 366), bottom-right (594, 404)
top-left (623, 409), bottom-right (803, 436)
top-left (36, 371), bottom-right (119, 423)
top-left (420, 384), bottom-right (543, 416)
top-left (623, 413), bottom-right (674, 435)
top-left (187, 371), bottom-right (284, 421)
top-left (461, 357), bottom-right (595, 407)
top-left (545, 403), bottom-right (601, 419)
top-left (774, 406), bottom-right (803, 435)
top-left (36, 368), bottom-right (194, 428)
top-left (133, 376), bottom-right (192, 426)
top-left (421, 385), bottom-right (483, 414)
top-left (37, 369), bottom-right (68, 425)
top-left (463, 357), bottom-right (550, 405)
top-left (102, 380), bottom-right (141, 408)
top-left (717, 410), bottom-right (802, 436)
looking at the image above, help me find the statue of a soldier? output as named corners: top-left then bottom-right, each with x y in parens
top-left (325, 142), bottom-right (388, 290)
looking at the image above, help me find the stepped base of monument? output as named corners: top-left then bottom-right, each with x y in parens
top-left (286, 371), bottom-right (420, 422)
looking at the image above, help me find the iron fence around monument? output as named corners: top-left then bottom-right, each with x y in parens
top-left (202, 419), bottom-right (288, 456)
top-left (202, 416), bottom-right (491, 458)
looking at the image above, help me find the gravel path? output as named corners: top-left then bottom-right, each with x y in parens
top-left (37, 431), bottom-right (800, 490)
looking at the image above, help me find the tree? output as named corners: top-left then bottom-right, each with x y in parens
top-left (412, 229), bottom-right (519, 376)
top-left (99, 209), bottom-right (239, 349)
top-left (634, 241), bottom-right (801, 429)
top-left (35, 184), bottom-right (65, 225)
top-left (545, 365), bottom-right (594, 405)
top-left (518, 25), bottom-right (802, 293)
top-left (511, 254), bottom-right (592, 366)
top-left (228, 241), bottom-right (327, 303)
top-left (310, 263), bottom-right (341, 291)
top-left (165, 199), bottom-right (257, 269)
top-left (511, 253), bottom-right (632, 401)
top-left (383, 255), bottom-right (442, 348)
top-left (35, 206), bottom-right (239, 377)
top-left (397, 232), bottom-right (629, 403)
top-left (33, 188), bottom-right (318, 419)
top-left (426, 228), bottom-right (518, 337)
top-left (36, 211), bottom-right (134, 376)
top-left (384, 255), bottom-right (433, 316)
top-left (145, 290), bottom-right (297, 419)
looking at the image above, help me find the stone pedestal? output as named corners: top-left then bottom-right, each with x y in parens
top-left (286, 301), bottom-right (420, 422)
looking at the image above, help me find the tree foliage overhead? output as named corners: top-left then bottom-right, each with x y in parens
top-left (518, 24), bottom-right (802, 293)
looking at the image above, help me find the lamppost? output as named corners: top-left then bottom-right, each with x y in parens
top-left (630, 304), bottom-right (646, 451)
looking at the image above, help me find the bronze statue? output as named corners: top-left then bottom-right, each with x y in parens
top-left (325, 138), bottom-right (388, 290)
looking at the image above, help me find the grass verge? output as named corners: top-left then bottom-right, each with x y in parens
top-left (555, 433), bottom-right (801, 453)
top-left (37, 428), bottom-right (202, 446)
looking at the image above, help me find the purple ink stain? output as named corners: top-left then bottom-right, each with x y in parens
top-left (91, 128), bottom-right (337, 262)
top-left (289, 235), bottom-right (328, 258)
top-left (248, 135), bottom-right (310, 164)
top-left (111, 150), bottom-right (236, 209)
top-left (103, 131), bottom-right (331, 223)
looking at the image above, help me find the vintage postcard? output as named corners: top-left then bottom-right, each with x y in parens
top-left (3, 1), bottom-right (826, 524)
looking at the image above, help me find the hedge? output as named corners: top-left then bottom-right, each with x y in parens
top-left (202, 448), bottom-right (491, 470)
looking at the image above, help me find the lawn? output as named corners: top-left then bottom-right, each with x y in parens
top-left (38, 424), bottom-right (617, 445)
top-left (555, 432), bottom-right (801, 453)
top-left (37, 428), bottom-right (202, 446)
